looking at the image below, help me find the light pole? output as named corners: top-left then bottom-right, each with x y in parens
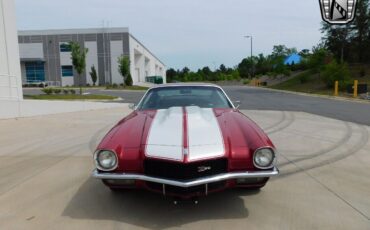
top-left (244, 35), bottom-right (254, 78)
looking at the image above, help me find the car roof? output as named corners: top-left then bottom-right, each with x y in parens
top-left (149, 83), bottom-right (221, 89)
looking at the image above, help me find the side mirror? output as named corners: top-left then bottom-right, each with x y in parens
top-left (234, 101), bottom-right (241, 109)
top-left (128, 103), bottom-right (136, 110)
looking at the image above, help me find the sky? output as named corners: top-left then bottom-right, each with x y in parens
top-left (15, 0), bottom-right (323, 70)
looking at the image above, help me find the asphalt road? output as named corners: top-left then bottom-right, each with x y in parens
top-left (1, 107), bottom-right (369, 229)
top-left (24, 86), bottom-right (370, 125)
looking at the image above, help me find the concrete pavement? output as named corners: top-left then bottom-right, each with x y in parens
top-left (0, 99), bottom-right (126, 119)
top-left (0, 107), bottom-right (369, 229)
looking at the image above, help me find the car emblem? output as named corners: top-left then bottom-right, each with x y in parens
top-left (319, 0), bottom-right (357, 24)
top-left (198, 166), bottom-right (211, 173)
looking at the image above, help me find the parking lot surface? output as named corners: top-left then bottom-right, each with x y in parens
top-left (24, 86), bottom-right (370, 125)
top-left (0, 107), bottom-right (369, 229)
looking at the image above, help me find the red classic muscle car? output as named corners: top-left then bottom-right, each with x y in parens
top-left (92, 84), bottom-right (279, 198)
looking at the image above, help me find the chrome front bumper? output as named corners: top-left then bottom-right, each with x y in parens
top-left (92, 167), bottom-right (279, 188)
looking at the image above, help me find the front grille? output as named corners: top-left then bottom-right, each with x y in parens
top-left (144, 158), bottom-right (228, 181)
top-left (146, 181), bottom-right (226, 196)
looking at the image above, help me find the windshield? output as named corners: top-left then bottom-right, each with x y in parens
top-left (138, 86), bottom-right (233, 110)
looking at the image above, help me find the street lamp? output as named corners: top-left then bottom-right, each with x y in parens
top-left (244, 35), bottom-right (254, 78)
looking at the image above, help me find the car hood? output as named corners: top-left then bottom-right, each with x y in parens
top-left (97, 107), bottom-right (274, 171)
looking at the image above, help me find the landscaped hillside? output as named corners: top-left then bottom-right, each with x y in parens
top-left (270, 65), bottom-right (370, 96)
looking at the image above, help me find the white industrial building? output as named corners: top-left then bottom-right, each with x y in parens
top-left (18, 28), bottom-right (166, 86)
top-left (0, 0), bottom-right (23, 100)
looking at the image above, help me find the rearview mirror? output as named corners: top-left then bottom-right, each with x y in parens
top-left (128, 103), bottom-right (136, 110)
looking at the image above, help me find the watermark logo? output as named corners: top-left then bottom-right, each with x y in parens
top-left (319, 0), bottom-right (357, 24)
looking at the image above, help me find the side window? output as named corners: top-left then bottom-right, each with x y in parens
top-left (61, 66), bottom-right (73, 77)
top-left (60, 43), bottom-right (71, 52)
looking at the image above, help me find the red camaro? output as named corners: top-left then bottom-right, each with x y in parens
top-left (92, 84), bottom-right (279, 199)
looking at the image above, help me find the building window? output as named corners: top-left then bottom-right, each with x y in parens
top-left (61, 66), bottom-right (73, 77)
top-left (60, 43), bottom-right (71, 52)
top-left (25, 62), bottom-right (45, 83)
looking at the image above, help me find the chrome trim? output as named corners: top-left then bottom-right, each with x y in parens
top-left (94, 150), bottom-right (119, 172)
top-left (253, 147), bottom-right (276, 170)
top-left (92, 167), bottom-right (279, 188)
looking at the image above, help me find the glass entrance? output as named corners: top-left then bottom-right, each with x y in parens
top-left (25, 62), bottom-right (45, 83)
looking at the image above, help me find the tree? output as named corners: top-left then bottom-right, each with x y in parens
top-left (219, 64), bottom-right (227, 73)
top-left (271, 45), bottom-right (296, 58)
top-left (69, 42), bottom-right (88, 94)
top-left (299, 49), bottom-right (310, 58)
top-left (166, 68), bottom-right (177, 83)
top-left (255, 54), bottom-right (272, 75)
top-left (321, 23), bottom-right (350, 62)
top-left (201, 66), bottom-right (212, 75)
top-left (118, 55), bottom-right (130, 86)
top-left (89, 65), bottom-right (98, 86)
top-left (237, 57), bottom-right (254, 78)
top-left (351, 0), bottom-right (370, 62)
top-left (308, 47), bottom-right (331, 72)
top-left (321, 60), bottom-right (351, 89)
top-left (182, 67), bottom-right (190, 75)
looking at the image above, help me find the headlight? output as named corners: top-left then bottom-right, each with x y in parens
top-left (253, 148), bottom-right (275, 169)
top-left (94, 150), bottom-right (118, 171)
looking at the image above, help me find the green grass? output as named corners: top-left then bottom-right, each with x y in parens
top-left (105, 85), bottom-right (149, 91)
top-left (55, 85), bottom-right (149, 91)
top-left (24, 94), bottom-right (118, 100)
top-left (58, 86), bottom-right (105, 89)
top-left (269, 71), bottom-right (334, 95)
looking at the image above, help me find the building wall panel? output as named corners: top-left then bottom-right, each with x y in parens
top-left (85, 41), bottom-right (99, 86)
top-left (0, 0), bottom-right (23, 100)
top-left (110, 40), bottom-right (124, 84)
top-left (19, 43), bottom-right (44, 59)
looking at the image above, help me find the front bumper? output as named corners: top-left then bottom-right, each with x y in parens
top-left (92, 167), bottom-right (279, 188)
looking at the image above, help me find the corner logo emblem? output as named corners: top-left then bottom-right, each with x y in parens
top-left (319, 0), bottom-right (357, 24)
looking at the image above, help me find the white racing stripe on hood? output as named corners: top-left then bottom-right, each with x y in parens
top-left (145, 106), bottom-right (225, 162)
top-left (186, 106), bottom-right (225, 161)
top-left (145, 107), bottom-right (184, 161)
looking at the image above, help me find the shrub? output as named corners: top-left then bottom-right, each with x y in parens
top-left (298, 72), bottom-right (310, 84)
top-left (359, 67), bottom-right (366, 78)
top-left (70, 89), bottom-right (76, 95)
top-left (321, 60), bottom-right (351, 89)
top-left (243, 79), bottom-right (250, 85)
top-left (226, 74), bottom-right (234, 81)
top-left (54, 88), bottom-right (61, 94)
top-left (283, 69), bottom-right (291, 77)
top-left (63, 89), bottom-right (69, 95)
top-left (125, 73), bottom-right (133, 86)
top-left (112, 83), bottom-right (118, 88)
top-left (42, 88), bottom-right (54, 95)
top-left (231, 70), bottom-right (241, 80)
